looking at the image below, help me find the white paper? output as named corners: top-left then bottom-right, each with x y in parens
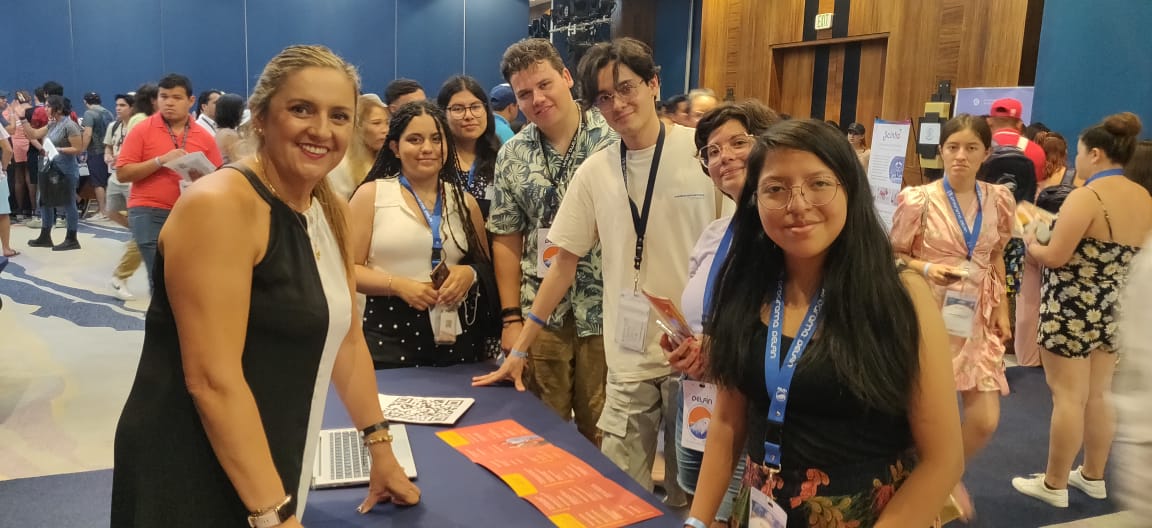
top-left (378, 394), bottom-right (475, 425)
top-left (163, 151), bottom-right (217, 181)
top-left (42, 136), bottom-right (59, 161)
top-left (616, 291), bottom-right (651, 352)
top-left (866, 119), bottom-right (912, 232)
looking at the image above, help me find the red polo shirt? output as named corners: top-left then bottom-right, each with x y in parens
top-left (116, 113), bottom-right (223, 210)
top-left (992, 128), bottom-right (1046, 183)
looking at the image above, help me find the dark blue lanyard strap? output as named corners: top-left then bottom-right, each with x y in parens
top-left (701, 222), bottom-right (734, 327)
top-left (465, 162), bottom-right (477, 188)
top-left (762, 281), bottom-right (825, 468)
top-left (163, 118), bottom-right (189, 151)
top-left (942, 177), bottom-right (983, 261)
top-left (539, 110), bottom-right (585, 227)
top-left (398, 175), bottom-right (444, 267)
top-left (1085, 168), bottom-right (1125, 185)
top-left (620, 122), bottom-right (666, 272)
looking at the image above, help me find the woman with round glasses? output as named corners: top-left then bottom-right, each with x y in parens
top-left (437, 75), bottom-right (502, 220)
top-left (661, 100), bottom-right (779, 527)
top-left (687, 120), bottom-right (962, 528)
top-left (889, 113), bottom-right (1015, 520)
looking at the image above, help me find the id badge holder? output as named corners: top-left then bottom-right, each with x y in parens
top-left (749, 486), bottom-right (788, 528)
top-left (484, 184), bottom-right (496, 201)
top-left (680, 381), bottom-right (717, 452)
top-left (941, 281), bottom-right (977, 338)
top-left (616, 290), bottom-right (650, 353)
top-left (536, 228), bottom-right (556, 279)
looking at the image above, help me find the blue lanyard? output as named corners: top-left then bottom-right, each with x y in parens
top-left (398, 175), bottom-right (444, 267)
top-left (762, 281), bottom-right (825, 468)
top-left (466, 162), bottom-right (477, 188)
top-left (701, 222), bottom-right (734, 327)
top-left (942, 177), bottom-right (983, 261)
top-left (1085, 168), bottom-right (1125, 185)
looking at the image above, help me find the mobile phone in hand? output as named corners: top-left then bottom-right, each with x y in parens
top-left (430, 261), bottom-right (449, 289)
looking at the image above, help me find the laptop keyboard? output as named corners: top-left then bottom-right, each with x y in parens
top-left (328, 429), bottom-right (370, 480)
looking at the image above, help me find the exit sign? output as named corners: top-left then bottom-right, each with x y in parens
top-left (815, 13), bottom-right (834, 30)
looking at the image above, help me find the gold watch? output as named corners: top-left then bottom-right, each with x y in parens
top-left (247, 494), bottom-right (293, 528)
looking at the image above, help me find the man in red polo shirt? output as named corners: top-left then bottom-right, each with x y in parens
top-left (116, 73), bottom-right (222, 288)
top-left (988, 97), bottom-right (1046, 184)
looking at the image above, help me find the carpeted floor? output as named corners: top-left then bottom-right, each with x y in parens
top-left (0, 218), bottom-right (1134, 526)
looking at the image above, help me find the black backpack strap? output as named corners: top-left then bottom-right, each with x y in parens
top-left (1059, 167), bottom-right (1076, 186)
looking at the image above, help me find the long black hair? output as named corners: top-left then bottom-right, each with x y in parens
top-left (364, 100), bottom-right (489, 265)
top-left (435, 75), bottom-right (501, 189)
top-left (706, 120), bottom-right (920, 414)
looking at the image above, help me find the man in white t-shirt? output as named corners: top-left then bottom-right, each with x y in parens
top-left (489, 37), bottom-right (720, 493)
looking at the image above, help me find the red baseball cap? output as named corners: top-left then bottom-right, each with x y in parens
top-left (989, 98), bottom-right (1022, 119)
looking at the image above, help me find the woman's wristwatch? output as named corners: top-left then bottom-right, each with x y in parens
top-left (247, 494), bottom-right (293, 528)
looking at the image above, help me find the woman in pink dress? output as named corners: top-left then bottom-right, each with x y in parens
top-left (3, 90), bottom-right (33, 218)
top-left (890, 114), bottom-right (1015, 519)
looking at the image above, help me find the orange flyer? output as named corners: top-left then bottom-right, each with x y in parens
top-left (437, 420), bottom-right (662, 527)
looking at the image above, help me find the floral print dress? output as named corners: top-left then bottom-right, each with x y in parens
top-left (1039, 188), bottom-right (1140, 358)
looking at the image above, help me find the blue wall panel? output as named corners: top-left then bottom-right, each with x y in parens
top-left (396, 0), bottom-right (465, 95)
top-left (654, 0), bottom-right (692, 96)
top-left (464, 0), bottom-right (529, 92)
top-left (5, 0), bottom-right (78, 103)
top-left (159, 0), bottom-right (247, 97)
top-left (70, 0), bottom-right (163, 106)
top-left (1032, 0), bottom-right (1152, 152)
top-left (245, 0), bottom-right (396, 97)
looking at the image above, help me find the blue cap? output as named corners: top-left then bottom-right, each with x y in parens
top-left (489, 83), bottom-right (515, 109)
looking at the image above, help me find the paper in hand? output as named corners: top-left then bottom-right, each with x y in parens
top-left (164, 151), bottom-right (217, 182)
top-left (42, 137), bottom-right (60, 162)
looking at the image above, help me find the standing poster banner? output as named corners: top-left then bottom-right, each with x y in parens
top-left (954, 87), bottom-right (1035, 123)
top-left (867, 119), bottom-right (912, 231)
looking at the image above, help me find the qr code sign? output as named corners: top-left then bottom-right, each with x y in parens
top-left (380, 396), bottom-right (474, 425)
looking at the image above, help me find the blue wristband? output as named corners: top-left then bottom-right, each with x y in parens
top-left (683, 517), bottom-right (707, 528)
top-left (525, 312), bottom-right (547, 327)
top-left (510, 349), bottom-right (528, 359)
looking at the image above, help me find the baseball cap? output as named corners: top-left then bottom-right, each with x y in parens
top-left (83, 91), bottom-right (101, 104)
top-left (489, 84), bottom-right (515, 109)
top-left (846, 122), bottom-right (866, 135)
top-left (989, 98), bottom-right (1022, 119)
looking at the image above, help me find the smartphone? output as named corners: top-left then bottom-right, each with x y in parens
top-left (430, 261), bottom-right (450, 289)
top-left (945, 269), bottom-right (969, 280)
top-left (656, 319), bottom-right (685, 348)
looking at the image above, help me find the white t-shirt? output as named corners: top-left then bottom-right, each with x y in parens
top-left (681, 216), bottom-right (733, 335)
top-left (0, 125), bottom-right (8, 177)
top-left (548, 124), bottom-right (720, 382)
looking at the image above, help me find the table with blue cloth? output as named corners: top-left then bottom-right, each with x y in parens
top-left (0, 363), bottom-right (680, 527)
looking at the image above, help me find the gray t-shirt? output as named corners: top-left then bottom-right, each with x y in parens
top-left (83, 105), bottom-right (113, 153)
top-left (48, 118), bottom-right (84, 175)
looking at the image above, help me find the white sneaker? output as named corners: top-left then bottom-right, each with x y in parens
top-left (1012, 474), bottom-right (1069, 507)
top-left (54, 218), bottom-right (65, 228)
top-left (25, 217), bottom-right (42, 228)
top-left (110, 278), bottom-right (136, 301)
top-left (1068, 466), bottom-right (1107, 499)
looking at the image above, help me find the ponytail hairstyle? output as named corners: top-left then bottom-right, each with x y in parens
top-left (365, 100), bottom-right (490, 265)
top-left (1080, 112), bottom-right (1143, 166)
top-left (248, 44), bottom-right (361, 275)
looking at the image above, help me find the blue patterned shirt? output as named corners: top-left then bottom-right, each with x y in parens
top-left (486, 108), bottom-right (616, 337)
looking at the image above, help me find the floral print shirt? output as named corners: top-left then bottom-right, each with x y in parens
top-left (486, 108), bottom-right (617, 337)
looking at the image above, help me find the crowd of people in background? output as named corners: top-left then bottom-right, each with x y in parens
top-left (3, 34), bottom-right (1151, 528)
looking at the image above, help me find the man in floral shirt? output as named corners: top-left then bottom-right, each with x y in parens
top-left (478, 39), bottom-right (616, 445)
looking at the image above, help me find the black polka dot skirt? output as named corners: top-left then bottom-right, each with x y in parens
top-left (363, 294), bottom-right (483, 369)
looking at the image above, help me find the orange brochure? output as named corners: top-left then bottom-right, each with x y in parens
top-left (437, 420), bottom-right (662, 528)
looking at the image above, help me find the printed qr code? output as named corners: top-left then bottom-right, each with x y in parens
top-left (383, 397), bottom-right (471, 424)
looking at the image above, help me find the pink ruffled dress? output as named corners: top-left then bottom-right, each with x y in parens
top-left (890, 180), bottom-right (1015, 394)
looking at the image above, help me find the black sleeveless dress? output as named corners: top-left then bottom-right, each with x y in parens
top-left (111, 167), bottom-right (329, 526)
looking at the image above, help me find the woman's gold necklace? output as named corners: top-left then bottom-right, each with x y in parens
top-left (254, 154), bottom-right (320, 260)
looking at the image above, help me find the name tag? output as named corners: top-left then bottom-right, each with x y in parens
top-left (749, 486), bottom-right (788, 528)
top-left (536, 228), bottom-right (557, 279)
top-left (484, 184), bottom-right (495, 201)
top-left (942, 289), bottom-right (978, 338)
top-left (680, 381), bottom-right (716, 452)
top-left (616, 291), bottom-right (650, 352)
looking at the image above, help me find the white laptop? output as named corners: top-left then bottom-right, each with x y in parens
top-left (311, 425), bottom-right (417, 489)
